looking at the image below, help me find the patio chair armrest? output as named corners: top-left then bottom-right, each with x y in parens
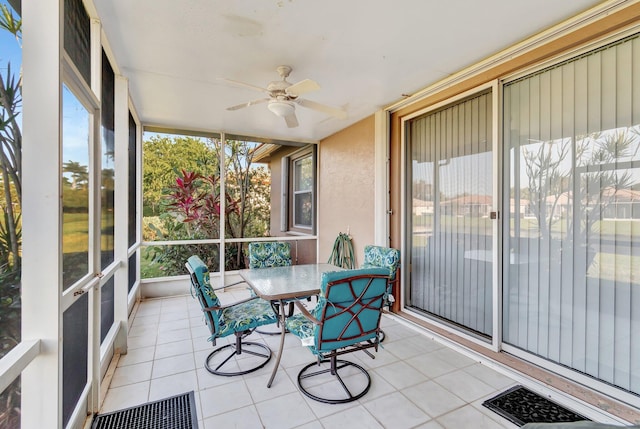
top-left (293, 301), bottom-right (322, 325)
top-left (201, 295), bottom-right (259, 312)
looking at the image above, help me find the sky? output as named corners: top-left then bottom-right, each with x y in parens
top-left (0, 1), bottom-right (21, 74)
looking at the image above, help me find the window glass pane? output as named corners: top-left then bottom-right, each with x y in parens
top-left (294, 191), bottom-right (312, 227)
top-left (140, 243), bottom-right (220, 278)
top-left (62, 85), bottom-right (90, 289)
top-left (62, 293), bottom-right (88, 427)
top-left (294, 156), bottom-right (312, 191)
top-left (503, 35), bottom-right (640, 395)
top-left (128, 253), bottom-right (137, 292)
top-left (63, 0), bottom-right (90, 85)
top-left (290, 149), bottom-right (315, 231)
top-left (101, 51), bottom-right (115, 268)
top-left (128, 113), bottom-right (137, 248)
top-left (100, 276), bottom-right (114, 343)
top-left (0, 377), bottom-right (20, 428)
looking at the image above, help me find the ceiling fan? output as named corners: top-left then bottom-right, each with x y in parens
top-left (222, 65), bottom-right (347, 128)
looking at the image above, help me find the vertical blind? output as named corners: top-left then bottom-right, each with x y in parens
top-left (408, 91), bottom-right (493, 336)
top-left (503, 34), bottom-right (640, 395)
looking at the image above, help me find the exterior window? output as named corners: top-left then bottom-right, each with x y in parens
top-left (293, 154), bottom-right (313, 228)
top-left (288, 147), bottom-right (316, 233)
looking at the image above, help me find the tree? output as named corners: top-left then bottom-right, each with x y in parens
top-left (142, 135), bottom-right (219, 216)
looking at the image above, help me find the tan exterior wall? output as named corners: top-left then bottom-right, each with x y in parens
top-left (318, 115), bottom-right (375, 266)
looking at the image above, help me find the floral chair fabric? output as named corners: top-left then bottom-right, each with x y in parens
top-left (361, 245), bottom-right (400, 280)
top-left (186, 255), bottom-right (278, 343)
top-left (248, 242), bottom-right (292, 268)
top-left (286, 267), bottom-right (389, 356)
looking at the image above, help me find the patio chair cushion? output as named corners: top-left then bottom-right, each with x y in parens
top-left (216, 298), bottom-right (278, 339)
top-left (187, 255), bottom-right (222, 332)
top-left (248, 242), bottom-right (292, 268)
top-left (361, 245), bottom-right (400, 280)
top-left (286, 267), bottom-right (389, 354)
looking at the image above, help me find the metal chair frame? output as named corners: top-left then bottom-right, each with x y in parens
top-left (186, 258), bottom-right (275, 376)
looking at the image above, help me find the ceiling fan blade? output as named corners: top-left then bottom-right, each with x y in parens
top-left (296, 98), bottom-right (347, 120)
top-left (285, 79), bottom-right (320, 97)
top-left (218, 77), bottom-right (270, 94)
top-left (284, 112), bottom-right (299, 128)
top-left (226, 98), bottom-right (270, 111)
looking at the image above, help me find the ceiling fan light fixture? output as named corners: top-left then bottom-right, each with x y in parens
top-left (268, 99), bottom-right (295, 117)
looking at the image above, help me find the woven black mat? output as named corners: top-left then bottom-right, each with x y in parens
top-left (482, 385), bottom-right (589, 427)
top-left (92, 391), bottom-right (198, 429)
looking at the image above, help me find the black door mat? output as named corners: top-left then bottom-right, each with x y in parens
top-left (92, 391), bottom-right (198, 429)
top-left (482, 385), bottom-right (589, 427)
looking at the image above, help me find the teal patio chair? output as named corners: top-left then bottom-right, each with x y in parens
top-left (248, 242), bottom-right (297, 333)
top-left (361, 245), bottom-right (400, 342)
top-left (186, 255), bottom-right (277, 376)
top-left (286, 267), bottom-right (389, 404)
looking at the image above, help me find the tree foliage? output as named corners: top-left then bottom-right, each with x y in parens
top-left (142, 135), bottom-right (272, 276)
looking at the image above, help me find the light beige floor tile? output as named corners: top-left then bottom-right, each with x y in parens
top-left (320, 405), bottom-right (384, 429)
top-left (117, 345), bottom-right (155, 367)
top-left (462, 363), bottom-right (517, 390)
top-left (100, 381), bottom-right (149, 413)
top-left (110, 361), bottom-right (153, 388)
top-left (198, 381), bottom-right (254, 419)
top-left (434, 369), bottom-right (497, 403)
top-left (152, 353), bottom-right (196, 379)
top-left (254, 391), bottom-right (317, 429)
top-left (437, 404), bottom-right (511, 429)
top-left (363, 391), bottom-right (431, 429)
top-left (243, 370), bottom-right (298, 403)
top-left (156, 327), bottom-right (191, 344)
top-left (202, 405), bottom-right (263, 429)
top-left (148, 370), bottom-right (198, 402)
top-left (375, 361), bottom-right (429, 390)
top-left (127, 334), bottom-right (157, 350)
top-left (384, 335), bottom-right (443, 360)
top-left (406, 353), bottom-right (458, 379)
top-left (429, 348), bottom-right (476, 369)
top-left (402, 380), bottom-right (466, 418)
top-left (414, 420), bottom-right (445, 429)
top-left (155, 339), bottom-right (193, 360)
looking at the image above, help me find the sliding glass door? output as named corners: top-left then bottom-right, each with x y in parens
top-left (406, 90), bottom-right (495, 338)
top-left (503, 34), bottom-right (640, 396)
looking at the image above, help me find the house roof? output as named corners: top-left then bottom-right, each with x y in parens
top-left (91, 0), bottom-right (606, 142)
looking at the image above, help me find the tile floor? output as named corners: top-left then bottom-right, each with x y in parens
top-left (101, 288), bottom-right (524, 429)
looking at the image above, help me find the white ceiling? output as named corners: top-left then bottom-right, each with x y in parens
top-left (92, 0), bottom-right (606, 142)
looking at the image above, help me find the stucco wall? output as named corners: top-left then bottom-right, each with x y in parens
top-left (318, 115), bottom-right (375, 266)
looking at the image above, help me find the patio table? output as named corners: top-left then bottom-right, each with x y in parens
top-left (239, 263), bottom-right (343, 387)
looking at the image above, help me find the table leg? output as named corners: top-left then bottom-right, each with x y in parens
top-left (267, 299), bottom-right (287, 388)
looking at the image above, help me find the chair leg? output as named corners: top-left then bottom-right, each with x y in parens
top-left (204, 332), bottom-right (272, 376)
top-left (296, 355), bottom-right (371, 404)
